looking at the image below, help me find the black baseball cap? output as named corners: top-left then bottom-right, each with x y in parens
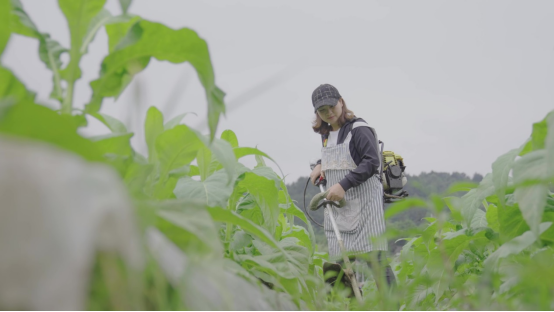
top-left (312, 84), bottom-right (341, 112)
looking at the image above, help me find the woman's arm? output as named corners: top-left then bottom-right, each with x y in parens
top-left (338, 126), bottom-right (380, 192)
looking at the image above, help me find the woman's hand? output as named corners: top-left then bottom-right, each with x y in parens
top-left (326, 183), bottom-right (345, 201)
top-left (310, 164), bottom-right (325, 185)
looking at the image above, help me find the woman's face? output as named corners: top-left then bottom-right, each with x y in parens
top-left (316, 99), bottom-right (343, 127)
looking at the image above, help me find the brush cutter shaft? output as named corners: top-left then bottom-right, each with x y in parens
top-left (318, 184), bottom-right (363, 302)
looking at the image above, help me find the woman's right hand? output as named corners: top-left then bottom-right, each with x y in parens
top-left (310, 164), bottom-right (325, 185)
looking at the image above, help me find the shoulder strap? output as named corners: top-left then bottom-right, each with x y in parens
top-left (351, 122), bottom-right (382, 176)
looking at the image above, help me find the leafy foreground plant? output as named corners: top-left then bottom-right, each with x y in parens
top-left (0, 0), bottom-right (330, 310)
top-left (1, 0), bottom-right (554, 310)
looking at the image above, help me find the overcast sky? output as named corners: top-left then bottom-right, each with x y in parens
top-left (3, 0), bottom-right (554, 183)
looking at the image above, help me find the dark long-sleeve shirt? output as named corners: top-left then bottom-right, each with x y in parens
top-left (318, 118), bottom-right (380, 192)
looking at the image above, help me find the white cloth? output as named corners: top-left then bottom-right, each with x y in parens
top-left (326, 130), bottom-right (339, 147)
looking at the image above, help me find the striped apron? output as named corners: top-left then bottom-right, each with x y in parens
top-left (321, 122), bottom-right (387, 260)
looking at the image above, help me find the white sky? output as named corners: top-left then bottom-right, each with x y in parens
top-left (3, 0), bottom-right (554, 183)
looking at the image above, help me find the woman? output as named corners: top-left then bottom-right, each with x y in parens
top-left (309, 84), bottom-right (396, 290)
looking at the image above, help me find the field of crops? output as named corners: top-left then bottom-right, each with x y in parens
top-left (1, 0), bottom-right (554, 310)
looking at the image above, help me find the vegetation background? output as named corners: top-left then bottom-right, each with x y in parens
top-left (1, 0), bottom-right (554, 311)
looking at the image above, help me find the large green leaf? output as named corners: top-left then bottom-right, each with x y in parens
top-left (154, 199), bottom-right (223, 257)
top-left (492, 145), bottom-right (524, 207)
top-left (238, 172), bottom-right (280, 235)
top-left (173, 170), bottom-right (233, 208)
top-left (461, 173), bottom-right (495, 228)
top-left (384, 197), bottom-right (428, 220)
top-left (282, 225), bottom-right (313, 257)
top-left (513, 150), bottom-right (550, 235)
top-left (58, 0), bottom-right (105, 82)
top-left (427, 234), bottom-right (471, 300)
top-left (0, 0), bottom-right (10, 55)
top-left (90, 132), bottom-right (133, 156)
top-left (87, 20), bottom-right (225, 140)
top-left (123, 161), bottom-right (153, 198)
top-left (105, 15), bottom-right (141, 53)
top-left (144, 106), bottom-right (164, 163)
top-left (484, 222), bottom-right (552, 267)
top-left (470, 209), bottom-right (488, 228)
top-left (196, 145), bottom-right (212, 181)
top-left (545, 110), bottom-right (554, 181)
top-left (90, 132), bottom-right (133, 175)
top-left (0, 66), bottom-right (34, 105)
top-left (206, 206), bottom-right (282, 251)
top-left (194, 132), bottom-right (236, 183)
top-left (486, 204), bottom-right (500, 233)
top-left (0, 102), bottom-right (102, 161)
top-left (10, 0), bottom-right (67, 101)
top-left (237, 237), bottom-right (310, 280)
top-left (80, 9), bottom-right (132, 54)
top-left (221, 129), bottom-right (238, 148)
top-left (89, 112), bottom-right (127, 133)
top-left (155, 124), bottom-right (202, 180)
top-left (498, 203), bottom-right (530, 241)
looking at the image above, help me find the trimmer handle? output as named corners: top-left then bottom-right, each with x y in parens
top-left (309, 161), bottom-right (327, 187)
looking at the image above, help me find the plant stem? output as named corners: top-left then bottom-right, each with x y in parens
top-left (61, 79), bottom-right (74, 114)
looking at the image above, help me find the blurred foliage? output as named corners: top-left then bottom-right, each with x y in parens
top-left (1, 0), bottom-right (554, 310)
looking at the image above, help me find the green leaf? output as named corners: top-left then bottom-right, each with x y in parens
top-left (90, 132), bottom-right (133, 156)
top-left (486, 204), bottom-right (500, 233)
top-left (238, 172), bottom-right (280, 235)
top-left (80, 9), bottom-right (133, 54)
top-left (230, 230), bottom-right (252, 252)
top-left (427, 234), bottom-right (471, 299)
top-left (531, 117), bottom-right (548, 151)
top-left (123, 161), bottom-right (153, 198)
top-left (164, 112), bottom-right (195, 130)
top-left (9, 0), bottom-right (39, 38)
top-left (155, 199), bottom-right (223, 257)
top-left (0, 103), bottom-right (102, 161)
top-left (470, 209), bottom-right (488, 228)
top-left (105, 15), bottom-right (141, 53)
top-left (484, 222), bottom-right (552, 267)
top-left (282, 225), bottom-right (313, 257)
top-left (492, 144), bottom-right (525, 207)
top-left (156, 124), bottom-right (202, 179)
top-left (444, 196), bottom-right (463, 222)
top-left (513, 150), bottom-right (550, 235)
top-left (0, 66), bottom-right (35, 104)
top-left (221, 129), bottom-right (239, 148)
top-left (194, 132), bottom-right (236, 183)
top-left (10, 0), bottom-right (67, 101)
top-left (87, 20), bottom-right (225, 140)
top-left (206, 206), bottom-right (281, 251)
top-left (144, 106), bottom-right (164, 163)
top-left (545, 110), bottom-right (554, 181)
top-left (461, 173), bottom-right (495, 228)
top-left (384, 197), bottom-right (428, 220)
top-left (499, 203), bottom-right (530, 241)
top-left (173, 170), bottom-right (233, 208)
top-left (0, 0), bottom-right (11, 55)
top-left (58, 0), bottom-right (106, 80)
top-left (196, 145), bottom-right (212, 181)
top-left (89, 112), bottom-right (127, 133)
top-left (237, 237), bottom-right (310, 280)
top-left (118, 0), bottom-right (132, 14)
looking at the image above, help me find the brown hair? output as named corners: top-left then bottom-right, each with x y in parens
top-left (312, 98), bottom-right (356, 135)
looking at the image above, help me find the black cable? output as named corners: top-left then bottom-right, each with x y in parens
top-left (303, 177), bottom-right (324, 227)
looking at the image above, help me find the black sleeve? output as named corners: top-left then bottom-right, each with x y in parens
top-left (338, 127), bottom-right (380, 192)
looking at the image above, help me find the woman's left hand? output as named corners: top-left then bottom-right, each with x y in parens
top-left (326, 183), bottom-right (345, 202)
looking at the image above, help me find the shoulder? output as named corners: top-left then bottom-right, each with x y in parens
top-left (348, 118), bottom-right (374, 134)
